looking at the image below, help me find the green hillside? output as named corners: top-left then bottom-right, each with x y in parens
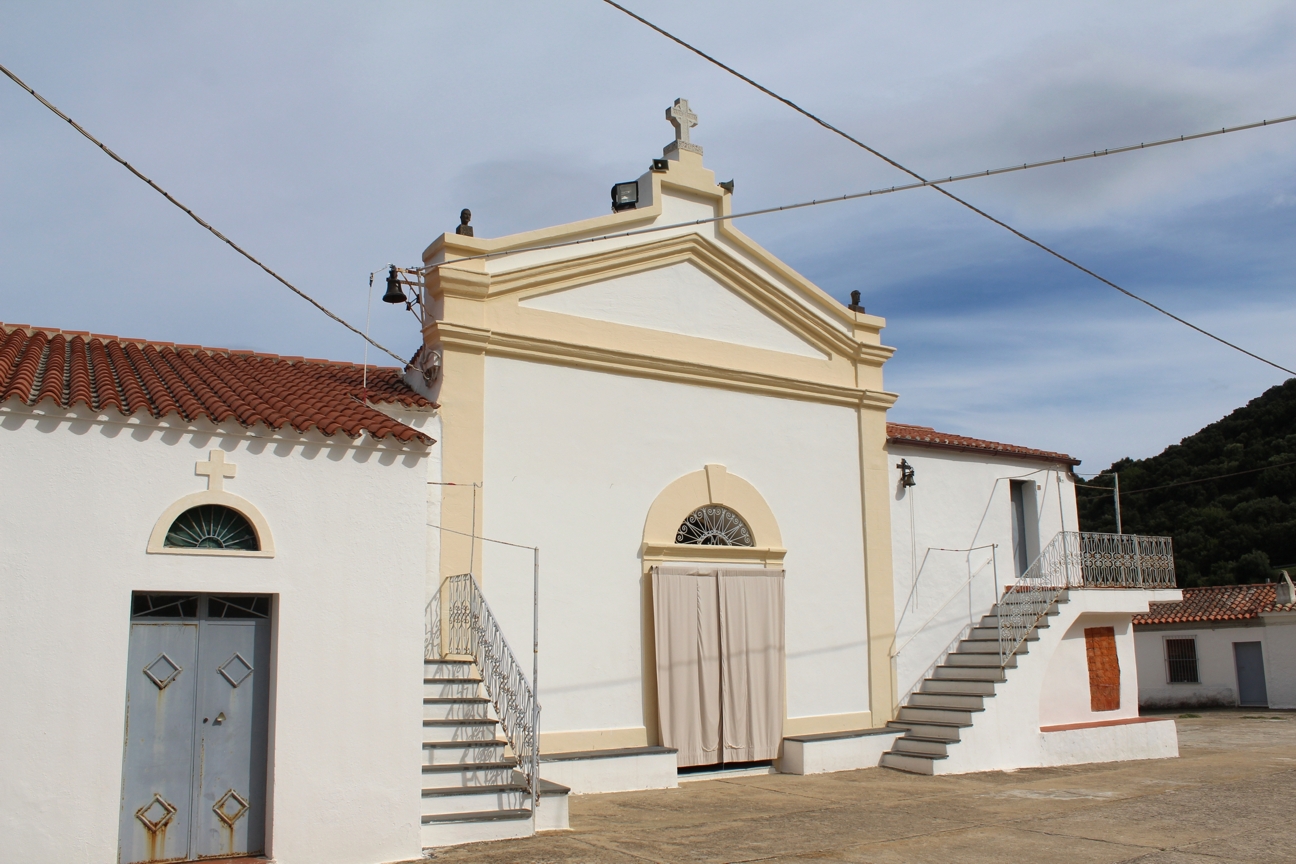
top-left (1076, 378), bottom-right (1296, 587)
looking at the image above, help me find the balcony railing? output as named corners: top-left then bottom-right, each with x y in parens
top-left (998, 531), bottom-right (1175, 665)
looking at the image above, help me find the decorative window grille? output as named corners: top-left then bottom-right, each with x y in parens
top-left (675, 506), bottom-right (754, 547)
top-left (1166, 638), bottom-right (1199, 683)
top-left (164, 505), bottom-right (259, 551)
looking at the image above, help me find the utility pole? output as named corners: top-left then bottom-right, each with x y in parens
top-left (1113, 472), bottom-right (1122, 535)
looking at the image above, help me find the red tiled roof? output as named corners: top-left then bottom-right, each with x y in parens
top-left (0, 322), bottom-right (434, 443)
top-left (886, 423), bottom-right (1080, 466)
top-left (1133, 583), bottom-right (1296, 625)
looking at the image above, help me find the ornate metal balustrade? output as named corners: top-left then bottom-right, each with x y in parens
top-left (998, 531), bottom-right (1175, 666)
top-left (445, 573), bottom-right (540, 812)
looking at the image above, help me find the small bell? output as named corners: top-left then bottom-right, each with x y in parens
top-left (382, 265), bottom-right (406, 304)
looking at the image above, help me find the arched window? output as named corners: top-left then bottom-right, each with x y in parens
top-left (675, 505), bottom-right (754, 547)
top-left (164, 505), bottom-right (259, 551)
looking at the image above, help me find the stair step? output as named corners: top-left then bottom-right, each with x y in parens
top-left (944, 653), bottom-right (1015, 668)
top-left (423, 717), bottom-right (500, 742)
top-left (424, 679), bottom-right (484, 698)
top-left (897, 706), bottom-right (975, 725)
top-left (880, 751), bottom-right (939, 775)
top-left (422, 762), bottom-right (518, 789)
top-left (891, 736), bottom-right (950, 757)
top-left (423, 697), bottom-right (492, 720)
top-left (419, 808), bottom-right (535, 847)
top-left (907, 692), bottom-right (984, 710)
top-left (957, 638), bottom-right (1029, 655)
top-left (422, 783), bottom-right (529, 816)
top-left (424, 659), bottom-right (479, 679)
top-left (920, 678), bottom-right (997, 695)
top-left (967, 626), bottom-right (1038, 641)
top-left (887, 721), bottom-right (964, 742)
top-left (933, 665), bottom-right (1006, 682)
top-left (423, 740), bottom-right (509, 765)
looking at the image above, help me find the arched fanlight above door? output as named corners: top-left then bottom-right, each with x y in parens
top-left (675, 505), bottom-right (754, 547)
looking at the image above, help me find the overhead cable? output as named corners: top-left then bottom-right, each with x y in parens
top-left (417, 113), bottom-right (1296, 273)
top-left (1078, 459), bottom-right (1296, 495)
top-left (599, 0), bottom-right (1296, 377)
top-left (0, 62), bottom-right (406, 366)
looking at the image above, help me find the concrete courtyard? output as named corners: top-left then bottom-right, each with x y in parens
top-left (425, 712), bottom-right (1296, 864)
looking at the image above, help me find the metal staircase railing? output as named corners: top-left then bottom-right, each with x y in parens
top-left (442, 573), bottom-right (540, 813)
top-left (998, 531), bottom-right (1176, 666)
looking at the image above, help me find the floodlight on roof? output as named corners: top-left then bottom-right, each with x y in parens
top-left (611, 181), bottom-right (639, 212)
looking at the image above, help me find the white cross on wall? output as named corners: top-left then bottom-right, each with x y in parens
top-left (196, 450), bottom-right (237, 492)
top-left (667, 98), bottom-right (698, 145)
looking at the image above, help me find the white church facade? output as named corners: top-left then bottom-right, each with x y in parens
top-left (2, 100), bottom-right (1180, 862)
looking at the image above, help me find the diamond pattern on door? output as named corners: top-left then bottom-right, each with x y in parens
top-left (135, 793), bottom-right (178, 832)
top-left (213, 789), bottom-right (250, 827)
top-left (218, 652), bottom-right (254, 688)
top-left (143, 653), bottom-right (182, 689)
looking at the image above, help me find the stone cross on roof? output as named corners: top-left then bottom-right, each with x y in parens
top-left (665, 98), bottom-right (702, 156)
top-left (196, 449), bottom-right (237, 492)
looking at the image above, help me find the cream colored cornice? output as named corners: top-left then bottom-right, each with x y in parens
top-left (433, 321), bottom-right (896, 409)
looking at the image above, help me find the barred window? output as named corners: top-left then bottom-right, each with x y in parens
top-left (1166, 638), bottom-right (1199, 684)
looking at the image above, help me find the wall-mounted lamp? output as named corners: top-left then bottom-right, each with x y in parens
top-left (381, 265), bottom-right (406, 304)
top-left (611, 181), bottom-right (639, 212)
top-left (897, 458), bottom-right (916, 487)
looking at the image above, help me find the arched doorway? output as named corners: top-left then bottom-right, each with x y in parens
top-left (642, 465), bottom-right (786, 768)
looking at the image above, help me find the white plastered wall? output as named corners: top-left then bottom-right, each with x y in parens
top-left (1135, 616), bottom-right (1296, 710)
top-left (0, 405), bottom-right (429, 864)
top-left (886, 445), bottom-right (1078, 701)
top-left (1038, 614), bottom-right (1141, 726)
top-left (479, 358), bottom-right (870, 747)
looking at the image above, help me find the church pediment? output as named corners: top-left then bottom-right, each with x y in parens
top-left (518, 259), bottom-right (828, 359)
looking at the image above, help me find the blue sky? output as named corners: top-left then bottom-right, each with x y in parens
top-left (1, 1), bottom-right (1293, 470)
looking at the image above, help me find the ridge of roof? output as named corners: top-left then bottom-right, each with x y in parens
top-left (0, 321), bottom-right (435, 444)
top-left (886, 422), bottom-right (1079, 466)
top-left (1133, 583), bottom-right (1296, 625)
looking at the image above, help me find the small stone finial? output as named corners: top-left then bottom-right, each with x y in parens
top-left (455, 208), bottom-right (473, 237)
top-left (848, 290), bottom-right (865, 313)
top-left (665, 98), bottom-right (702, 156)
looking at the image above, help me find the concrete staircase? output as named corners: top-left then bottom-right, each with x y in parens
top-left (880, 590), bottom-right (1069, 775)
top-left (420, 657), bottom-right (552, 847)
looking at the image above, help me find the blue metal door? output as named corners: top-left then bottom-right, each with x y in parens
top-left (119, 620), bottom-right (200, 863)
top-left (1234, 641), bottom-right (1268, 707)
top-left (118, 594), bottom-right (270, 863)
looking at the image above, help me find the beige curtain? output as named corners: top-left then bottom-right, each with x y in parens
top-left (719, 570), bottom-right (785, 763)
top-left (653, 566), bottom-right (785, 767)
top-left (653, 568), bottom-right (722, 767)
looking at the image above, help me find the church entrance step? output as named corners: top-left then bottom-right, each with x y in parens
top-left (896, 706), bottom-right (977, 726)
top-left (421, 783), bottom-right (529, 816)
top-left (891, 736), bottom-right (949, 757)
top-left (423, 740), bottom-right (509, 765)
top-left (944, 652), bottom-right (1017, 668)
top-left (422, 762), bottom-right (517, 789)
top-left (920, 678), bottom-right (998, 695)
top-left (423, 718), bottom-right (500, 742)
top-left (423, 697), bottom-right (492, 720)
top-left (424, 678), bottom-right (484, 698)
top-left (907, 692), bottom-right (985, 711)
top-left (424, 659), bottom-right (479, 679)
top-left (879, 751), bottom-right (940, 775)
top-left (932, 665), bottom-right (1006, 682)
top-left (419, 808), bottom-right (534, 847)
top-left (887, 721), bottom-right (964, 742)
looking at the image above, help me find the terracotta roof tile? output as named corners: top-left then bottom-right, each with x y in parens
top-left (886, 422), bottom-right (1079, 466)
top-left (0, 322), bottom-right (435, 444)
top-left (1133, 584), bottom-right (1296, 625)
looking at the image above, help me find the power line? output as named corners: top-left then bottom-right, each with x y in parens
top-left (0, 62), bottom-right (407, 366)
top-left (419, 112), bottom-right (1296, 273)
top-left (600, 0), bottom-right (1296, 378)
top-left (1078, 459), bottom-right (1296, 495)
